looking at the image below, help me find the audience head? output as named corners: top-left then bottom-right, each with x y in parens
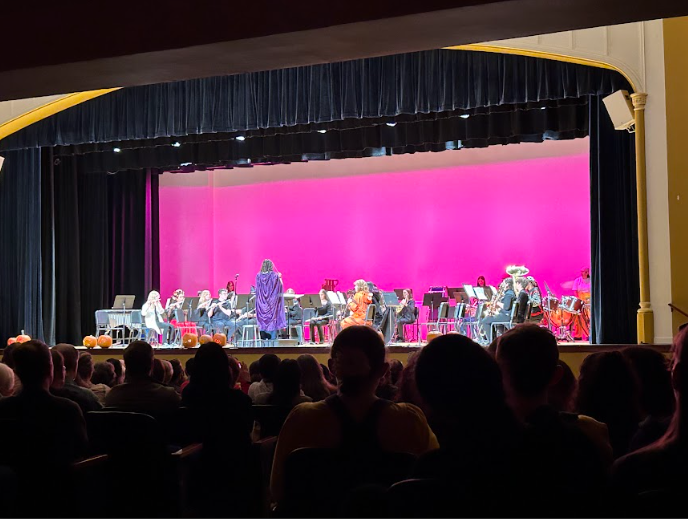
top-left (496, 324), bottom-right (560, 410)
top-left (185, 357), bottom-right (195, 381)
top-left (76, 352), bottom-right (94, 387)
top-left (169, 358), bottom-right (185, 387)
top-left (50, 349), bottom-right (66, 389)
top-left (396, 351), bottom-right (424, 410)
top-left (329, 325), bottom-right (387, 397)
top-left (227, 355), bottom-right (240, 386)
top-left (13, 340), bottom-right (52, 389)
top-left (547, 360), bottom-right (577, 412)
top-left (320, 363), bottom-right (335, 385)
top-left (123, 341), bottom-right (154, 379)
top-left (389, 359), bottom-right (404, 386)
top-left (416, 334), bottom-right (510, 426)
top-left (192, 342), bottom-right (231, 391)
top-left (162, 360), bottom-right (173, 385)
top-left (258, 353), bottom-right (280, 383)
top-left (2, 343), bottom-right (15, 369)
top-left (622, 346), bottom-right (675, 418)
top-left (269, 359), bottom-right (302, 406)
top-left (107, 358), bottom-right (124, 385)
top-left (53, 344), bottom-right (79, 378)
top-left (92, 361), bottom-right (116, 387)
top-left (249, 360), bottom-right (261, 383)
top-left (0, 363), bottom-right (15, 397)
top-left (297, 354), bottom-right (334, 401)
top-left (152, 358), bottom-right (166, 384)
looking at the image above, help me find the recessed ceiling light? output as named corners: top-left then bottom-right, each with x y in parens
top-left (180, 162), bottom-right (192, 166)
top-left (236, 135), bottom-right (246, 141)
top-left (460, 114), bottom-right (470, 119)
top-left (317, 129), bottom-right (327, 134)
top-left (172, 141), bottom-right (181, 147)
top-left (113, 147), bottom-right (121, 153)
top-left (386, 122), bottom-right (397, 127)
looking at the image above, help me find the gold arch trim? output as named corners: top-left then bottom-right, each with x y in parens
top-left (0, 88), bottom-right (120, 142)
top-left (445, 44), bottom-right (637, 92)
top-left (0, 45), bottom-right (636, 142)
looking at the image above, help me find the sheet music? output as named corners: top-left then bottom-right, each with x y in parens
top-left (328, 291), bottom-right (343, 305)
top-left (336, 291), bottom-right (347, 305)
top-left (463, 284), bottom-right (476, 299)
top-left (474, 287), bottom-right (488, 300)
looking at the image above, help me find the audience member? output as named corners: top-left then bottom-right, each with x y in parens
top-left (180, 357), bottom-right (194, 392)
top-left (236, 359), bottom-right (251, 394)
top-left (297, 354), bottom-right (335, 402)
top-left (270, 326), bottom-right (438, 503)
top-left (152, 358), bottom-right (167, 385)
top-left (388, 359), bottom-right (403, 386)
top-left (622, 346), bottom-right (675, 452)
top-left (104, 341), bottom-right (180, 417)
top-left (50, 349), bottom-right (66, 390)
top-left (162, 359), bottom-right (173, 385)
top-left (249, 360), bottom-right (261, 384)
top-left (181, 342), bottom-right (254, 515)
top-left (414, 334), bottom-right (525, 500)
top-left (611, 327), bottom-right (688, 507)
top-left (51, 344), bottom-right (102, 414)
top-left (76, 352), bottom-right (110, 404)
top-left (0, 340), bottom-right (87, 469)
top-left (248, 353), bottom-right (280, 402)
top-left (1, 343), bottom-right (15, 369)
top-left (395, 351), bottom-right (429, 415)
top-left (496, 324), bottom-right (611, 501)
top-left (320, 363), bottom-right (336, 385)
top-left (255, 359), bottom-right (312, 406)
top-left (107, 357), bottom-right (125, 386)
top-left (92, 361), bottom-right (116, 389)
top-left (168, 358), bottom-right (186, 393)
top-left (0, 363), bottom-right (14, 397)
top-left (576, 351), bottom-right (641, 458)
top-left (547, 359), bottom-right (577, 412)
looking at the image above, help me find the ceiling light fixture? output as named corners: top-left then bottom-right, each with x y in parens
top-left (172, 141), bottom-right (181, 147)
top-left (317, 129), bottom-right (327, 134)
top-left (386, 122), bottom-right (397, 127)
top-left (236, 135), bottom-right (246, 141)
top-left (113, 147), bottom-right (122, 153)
top-left (460, 114), bottom-right (470, 119)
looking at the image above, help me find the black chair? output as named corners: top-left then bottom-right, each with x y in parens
top-left (387, 478), bottom-right (459, 518)
top-left (279, 447), bottom-right (415, 517)
top-left (253, 404), bottom-right (293, 438)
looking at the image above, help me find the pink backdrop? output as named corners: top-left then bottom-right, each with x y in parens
top-left (159, 153), bottom-right (590, 307)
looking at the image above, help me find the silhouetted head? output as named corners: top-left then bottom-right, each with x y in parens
top-left (50, 349), bottom-right (65, 389)
top-left (269, 359), bottom-right (303, 406)
top-left (0, 363), bottom-right (15, 396)
top-left (258, 354), bottom-right (281, 383)
top-left (547, 360), bottom-right (577, 412)
top-left (623, 346), bottom-right (675, 418)
top-left (13, 340), bottom-right (52, 389)
top-left (76, 352), bottom-right (94, 386)
top-left (249, 360), bottom-right (261, 383)
top-left (107, 358), bottom-right (124, 385)
top-left (192, 342), bottom-right (231, 391)
top-left (92, 361), bottom-right (116, 387)
top-left (329, 325), bottom-right (387, 398)
top-left (123, 341), bottom-right (154, 379)
top-left (53, 344), bottom-right (79, 378)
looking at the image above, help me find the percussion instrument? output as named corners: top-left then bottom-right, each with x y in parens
top-left (543, 296), bottom-right (560, 312)
top-left (545, 308), bottom-right (575, 328)
top-left (561, 296), bottom-right (584, 314)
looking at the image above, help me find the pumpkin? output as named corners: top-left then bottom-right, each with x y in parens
top-left (15, 334), bottom-right (31, 343)
top-left (212, 333), bottom-right (227, 346)
top-left (6, 337), bottom-right (17, 346)
top-left (182, 333), bottom-right (198, 349)
top-left (426, 331), bottom-right (442, 343)
top-left (199, 334), bottom-right (213, 344)
top-left (83, 335), bottom-right (97, 348)
top-left (97, 335), bottom-right (113, 348)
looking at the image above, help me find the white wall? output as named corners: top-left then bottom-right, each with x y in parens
top-left (0, 94), bottom-right (64, 127)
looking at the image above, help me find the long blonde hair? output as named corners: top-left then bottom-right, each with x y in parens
top-left (147, 290), bottom-right (160, 304)
top-left (354, 279), bottom-right (368, 293)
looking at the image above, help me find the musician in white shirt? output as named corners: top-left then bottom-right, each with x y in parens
top-left (142, 290), bottom-right (173, 345)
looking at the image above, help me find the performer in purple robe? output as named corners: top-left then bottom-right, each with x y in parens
top-left (255, 259), bottom-right (286, 340)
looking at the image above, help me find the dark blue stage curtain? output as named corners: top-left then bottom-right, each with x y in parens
top-left (0, 149), bottom-right (45, 342)
top-left (589, 96), bottom-right (639, 344)
top-left (0, 50), bottom-right (628, 151)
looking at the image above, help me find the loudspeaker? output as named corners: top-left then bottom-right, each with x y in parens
top-left (602, 90), bottom-right (635, 130)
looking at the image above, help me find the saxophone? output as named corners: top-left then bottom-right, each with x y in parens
top-left (486, 283), bottom-right (506, 316)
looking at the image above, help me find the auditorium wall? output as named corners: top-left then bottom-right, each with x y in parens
top-left (159, 140), bottom-right (590, 306)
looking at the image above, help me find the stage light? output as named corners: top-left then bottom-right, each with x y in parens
top-left (540, 106), bottom-right (547, 110)
top-left (236, 135), bottom-right (246, 141)
top-left (113, 147), bottom-right (121, 153)
top-left (317, 129), bottom-right (327, 134)
top-left (460, 114), bottom-right (470, 119)
top-left (180, 162), bottom-right (193, 166)
top-left (172, 141), bottom-right (181, 147)
top-left (386, 122), bottom-right (397, 127)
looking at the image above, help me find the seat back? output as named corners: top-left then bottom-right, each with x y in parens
top-left (509, 301), bottom-right (520, 324)
top-left (437, 302), bottom-right (449, 321)
top-left (129, 309), bottom-right (143, 325)
top-left (95, 310), bottom-right (109, 326)
top-left (86, 410), bottom-right (168, 459)
top-left (302, 307), bottom-right (316, 322)
top-left (365, 304), bottom-right (377, 324)
top-left (252, 405), bottom-right (293, 438)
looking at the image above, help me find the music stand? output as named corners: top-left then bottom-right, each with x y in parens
top-left (422, 292), bottom-right (447, 327)
top-left (453, 288), bottom-right (470, 305)
top-left (300, 294), bottom-right (321, 309)
top-left (473, 287), bottom-right (488, 301)
top-left (393, 289), bottom-right (407, 299)
top-left (382, 291), bottom-right (400, 306)
top-left (112, 295), bottom-right (135, 310)
top-left (185, 296), bottom-right (199, 312)
top-left (463, 284), bottom-right (477, 299)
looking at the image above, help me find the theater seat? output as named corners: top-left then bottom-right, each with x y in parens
top-left (279, 447), bottom-right (415, 517)
top-left (253, 405), bottom-right (293, 438)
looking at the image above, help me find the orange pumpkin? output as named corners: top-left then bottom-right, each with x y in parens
top-left (6, 337), bottom-right (16, 346)
top-left (212, 333), bottom-right (227, 346)
top-left (97, 335), bottom-right (113, 348)
top-left (199, 334), bottom-right (213, 344)
top-left (83, 335), bottom-right (97, 348)
top-left (15, 334), bottom-right (31, 343)
top-left (426, 331), bottom-right (442, 343)
top-left (182, 333), bottom-right (198, 349)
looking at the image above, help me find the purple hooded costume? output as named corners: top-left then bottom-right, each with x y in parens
top-left (255, 271), bottom-right (286, 332)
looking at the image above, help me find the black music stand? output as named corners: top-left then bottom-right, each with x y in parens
top-left (300, 294), bottom-right (321, 309)
top-left (112, 295), bottom-right (135, 310)
top-left (453, 289), bottom-right (470, 306)
top-left (422, 292), bottom-right (447, 327)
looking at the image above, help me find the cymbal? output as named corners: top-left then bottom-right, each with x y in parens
top-left (560, 281), bottom-right (574, 290)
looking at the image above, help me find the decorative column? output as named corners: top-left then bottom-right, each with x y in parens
top-left (631, 92), bottom-right (654, 344)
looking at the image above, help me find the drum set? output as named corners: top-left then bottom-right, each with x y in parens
top-left (542, 294), bottom-right (590, 342)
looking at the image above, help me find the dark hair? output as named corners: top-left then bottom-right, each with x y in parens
top-left (416, 334), bottom-right (507, 416)
top-left (50, 349), bottom-right (65, 382)
top-left (185, 357), bottom-right (195, 379)
top-left (258, 353), bottom-right (281, 382)
top-left (502, 278), bottom-right (514, 290)
top-left (396, 351), bottom-right (422, 408)
top-left (496, 324), bottom-right (559, 397)
top-left (547, 359), bottom-right (577, 412)
top-left (268, 359), bottom-right (302, 406)
top-left (388, 359), bottom-right (404, 386)
top-left (169, 358), bottom-right (185, 387)
top-left (123, 341), bottom-right (154, 378)
top-left (622, 346), bottom-right (675, 418)
top-left (249, 360), bottom-right (261, 383)
top-left (53, 343), bottom-right (78, 373)
top-left (320, 363), bottom-right (335, 385)
top-left (227, 355), bottom-right (240, 386)
top-left (92, 362), bottom-right (116, 387)
top-left (151, 358), bottom-right (166, 384)
top-left (2, 343), bottom-right (15, 369)
top-left (477, 276), bottom-right (486, 287)
top-left (191, 342), bottom-right (231, 391)
top-left (13, 340), bottom-right (52, 387)
top-left (76, 353), bottom-right (94, 385)
top-left (514, 277), bottom-right (528, 289)
top-left (297, 354), bottom-right (334, 402)
top-left (330, 326), bottom-right (386, 397)
top-left (107, 358), bottom-right (123, 382)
